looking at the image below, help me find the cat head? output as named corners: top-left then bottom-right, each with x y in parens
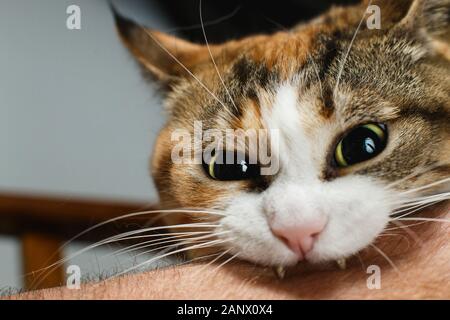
top-left (115, 0), bottom-right (450, 266)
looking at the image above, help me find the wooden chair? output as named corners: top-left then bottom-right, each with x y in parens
top-left (0, 192), bottom-right (151, 290)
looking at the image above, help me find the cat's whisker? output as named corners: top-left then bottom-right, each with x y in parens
top-left (104, 231), bottom-right (212, 257)
top-left (377, 230), bottom-right (411, 248)
top-left (334, 0), bottom-right (372, 95)
top-left (387, 220), bottom-right (421, 247)
top-left (391, 192), bottom-right (450, 207)
top-left (108, 230), bottom-right (211, 244)
top-left (28, 222), bottom-right (221, 288)
top-left (131, 238), bottom-right (208, 259)
top-left (117, 238), bottom-right (184, 258)
top-left (390, 193), bottom-right (449, 216)
top-left (393, 203), bottom-right (444, 219)
top-left (384, 164), bottom-right (448, 191)
top-left (296, 38), bottom-right (325, 103)
top-left (92, 249), bottom-right (234, 292)
top-left (209, 252), bottom-right (239, 276)
top-left (35, 235), bottom-right (229, 285)
top-left (162, 5), bottom-right (241, 34)
top-left (132, 231), bottom-right (231, 259)
top-left (391, 197), bottom-right (448, 217)
top-left (29, 205), bottom-right (226, 287)
top-left (114, 238), bottom-right (232, 278)
top-left (378, 232), bottom-right (408, 239)
top-left (395, 217), bottom-right (450, 224)
top-left (49, 208), bottom-right (225, 258)
top-left (384, 221), bottom-right (429, 231)
top-left (189, 248), bottom-right (233, 279)
top-left (90, 223), bottom-right (219, 250)
top-left (387, 191), bottom-right (449, 222)
top-left (356, 252), bottom-right (366, 272)
top-left (199, 0), bottom-right (241, 122)
top-left (159, 250), bottom-right (238, 280)
top-left (391, 201), bottom-right (442, 214)
top-left (204, 248), bottom-right (233, 268)
top-left (140, 29), bottom-right (230, 112)
top-left (384, 217), bottom-right (449, 235)
top-left (72, 223), bottom-right (219, 261)
top-left (142, 211), bottom-right (219, 228)
top-left (309, 55), bottom-right (325, 103)
top-left (370, 244), bottom-right (400, 275)
top-left (385, 184), bottom-right (449, 231)
top-left (107, 232), bottom-right (216, 258)
top-left (398, 178), bottom-right (450, 196)
top-left (174, 251), bottom-right (226, 269)
top-left (392, 190), bottom-right (450, 203)
top-left (85, 240), bottom-right (233, 292)
top-left (268, 18), bottom-right (325, 103)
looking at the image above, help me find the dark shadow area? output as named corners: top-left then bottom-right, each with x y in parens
top-left (148, 0), bottom-right (360, 43)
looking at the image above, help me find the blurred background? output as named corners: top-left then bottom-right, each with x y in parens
top-left (0, 0), bottom-right (357, 292)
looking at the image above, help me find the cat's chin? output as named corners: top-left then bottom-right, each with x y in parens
top-left (228, 233), bottom-right (379, 269)
top-left (224, 241), bottom-right (357, 269)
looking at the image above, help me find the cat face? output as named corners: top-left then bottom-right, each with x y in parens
top-left (115, 0), bottom-right (450, 267)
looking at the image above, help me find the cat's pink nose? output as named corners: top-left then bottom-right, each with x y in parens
top-left (270, 217), bottom-right (327, 259)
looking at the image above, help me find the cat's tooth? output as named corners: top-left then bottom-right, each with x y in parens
top-left (336, 258), bottom-right (347, 270)
top-left (274, 266), bottom-right (286, 279)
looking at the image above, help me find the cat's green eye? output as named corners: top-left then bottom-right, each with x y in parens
top-left (335, 123), bottom-right (388, 167)
top-left (202, 150), bottom-right (260, 181)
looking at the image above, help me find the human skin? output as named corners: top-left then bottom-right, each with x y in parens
top-left (8, 205), bottom-right (449, 300)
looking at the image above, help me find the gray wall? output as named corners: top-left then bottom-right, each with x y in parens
top-left (0, 0), bottom-right (175, 289)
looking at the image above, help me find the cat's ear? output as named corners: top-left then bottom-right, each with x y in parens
top-left (396, 0), bottom-right (450, 39)
top-left (113, 10), bottom-right (212, 85)
top-left (365, 0), bottom-right (449, 39)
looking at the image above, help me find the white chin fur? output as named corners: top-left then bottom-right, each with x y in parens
top-left (304, 176), bottom-right (392, 263)
top-left (216, 175), bottom-right (393, 267)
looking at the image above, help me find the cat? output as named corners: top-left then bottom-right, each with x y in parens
top-left (113, 0), bottom-right (449, 272)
